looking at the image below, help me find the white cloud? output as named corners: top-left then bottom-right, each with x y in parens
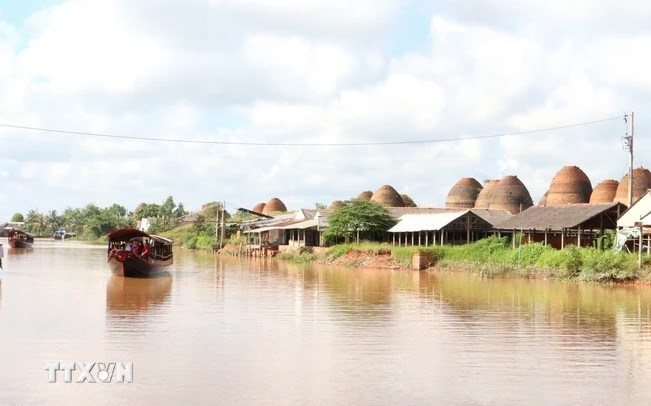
top-left (18, 0), bottom-right (170, 95)
top-left (243, 35), bottom-right (357, 99)
top-left (45, 162), bottom-right (71, 187)
top-left (209, 0), bottom-right (404, 35)
top-left (0, 0), bottom-right (650, 218)
top-left (336, 73), bottom-right (446, 135)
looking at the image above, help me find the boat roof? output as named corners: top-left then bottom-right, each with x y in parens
top-left (107, 228), bottom-right (173, 244)
top-left (8, 229), bottom-right (34, 237)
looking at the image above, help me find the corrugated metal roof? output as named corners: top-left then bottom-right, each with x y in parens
top-left (389, 211), bottom-right (468, 233)
top-left (283, 219), bottom-right (318, 229)
top-left (387, 207), bottom-right (455, 218)
top-left (244, 219), bottom-right (297, 233)
top-left (495, 203), bottom-right (624, 230)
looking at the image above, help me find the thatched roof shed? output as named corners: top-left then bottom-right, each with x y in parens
top-left (474, 180), bottom-right (498, 209)
top-left (357, 191), bottom-right (373, 200)
top-left (401, 194), bottom-right (417, 207)
top-left (495, 203), bottom-right (624, 231)
top-left (262, 197), bottom-right (287, 214)
top-left (488, 175), bottom-right (533, 214)
top-left (546, 165), bottom-right (592, 206)
top-left (328, 200), bottom-right (344, 209)
top-left (252, 203), bottom-right (266, 213)
top-left (589, 179), bottom-right (619, 204)
top-left (371, 185), bottom-right (405, 207)
top-left (446, 177), bottom-right (483, 209)
top-left (614, 167), bottom-right (651, 206)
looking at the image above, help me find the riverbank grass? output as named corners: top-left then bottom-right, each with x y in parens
top-left (278, 236), bottom-right (649, 283)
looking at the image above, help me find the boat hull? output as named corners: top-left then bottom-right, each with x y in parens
top-left (7, 230), bottom-right (34, 248)
top-left (108, 253), bottom-right (172, 278)
top-left (8, 239), bottom-right (32, 249)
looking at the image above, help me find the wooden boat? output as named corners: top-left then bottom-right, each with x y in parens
top-left (7, 229), bottom-right (34, 248)
top-left (107, 228), bottom-right (173, 278)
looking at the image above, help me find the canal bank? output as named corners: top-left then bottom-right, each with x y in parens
top-left (236, 236), bottom-right (651, 284)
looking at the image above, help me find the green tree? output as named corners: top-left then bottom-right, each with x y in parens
top-left (160, 196), bottom-right (176, 218)
top-left (136, 197), bottom-right (188, 234)
top-left (323, 199), bottom-right (397, 244)
top-left (134, 203), bottom-right (160, 219)
top-left (61, 207), bottom-right (84, 236)
top-left (174, 202), bottom-right (187, 218)
top-left (24, 209), bottom-right (46, 235)
top-left (11, 213), bottom-right (24, 222)
top-left (45, 210), bottom-right (60, 234)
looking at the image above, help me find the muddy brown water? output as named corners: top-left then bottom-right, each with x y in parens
top-left (1, 240), bottom-right (650, 404)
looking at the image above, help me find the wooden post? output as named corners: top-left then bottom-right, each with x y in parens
top-left (561, 229), bottom-right (565, 249)
top-left (637, 221), bottom-right (643, 269)
top-left (544, 229), bottom-right (548, 246)
top-left (577, 226), bottom-right (581, 247)
top-left (466, 213), bottom-right (471, 244)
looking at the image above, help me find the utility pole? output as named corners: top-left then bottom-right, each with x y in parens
top-left (221, 201), bottom-right (226, 248)
top-left (623, 112), bottom-right (634, 206)
top-left (215, 202), bottom-right (221, 248)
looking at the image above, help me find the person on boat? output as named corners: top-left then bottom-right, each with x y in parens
top-left (125, 240), bottom-right (133, 252)
top-left (132, 239), bottom-right (142, 256)
top-left (141, 241), bottom-right (151, 259)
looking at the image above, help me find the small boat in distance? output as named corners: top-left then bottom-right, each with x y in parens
top-left (107, 228), bottom-right (173, 278)
top-left (53, 228), bottom-right (75, 240)
top-left (7, 229), bottom-right (34, 248)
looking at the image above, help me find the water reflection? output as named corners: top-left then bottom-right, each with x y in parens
top-left (7, 247), bottom-right (33, 256)
top-left (237, 260), bottom-right (651, 346)
top-left (5, 246), bottom-right (651, 404)
top-left (413, 272), bottom-right (651, 339)
top-left (106, 275), bottom-right (172, 315)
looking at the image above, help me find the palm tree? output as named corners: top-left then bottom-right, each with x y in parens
top-left (46, 210), bottom-right (59, 234)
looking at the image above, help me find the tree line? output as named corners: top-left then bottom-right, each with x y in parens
top-left (11, 196), bottom-right (187, 240)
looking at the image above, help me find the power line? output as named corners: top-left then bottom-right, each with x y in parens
top-left (0, 116), bottom-right (622, 146)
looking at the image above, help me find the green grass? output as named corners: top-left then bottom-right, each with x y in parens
top-left (289, 236), bottom-right (647, 283)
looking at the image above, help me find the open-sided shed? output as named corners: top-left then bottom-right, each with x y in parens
top-left (494, 203), bottom-right (625, 248)
top-left (388, 209), bottom-right (512, 247)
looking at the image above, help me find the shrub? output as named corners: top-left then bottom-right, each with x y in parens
top-left (444, 236), bottom-right (510, 263)
top-left (196, 235), bottom-right (218, 250)
top-left (277, 249), bottom-right (318, 264)
top-left (510, 243), bottom-right (551, 267)
top-left (327, 245), bottom-right (353, 259)
top-left (579, 247), bottom-right (637, 282)
top-left (183, 235), bottom-right (198, 249)
top-left (537, 245), bottom-right (582, 278)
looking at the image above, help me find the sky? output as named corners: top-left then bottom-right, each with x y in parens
top-left (0, 0), bottom-right (650, 219)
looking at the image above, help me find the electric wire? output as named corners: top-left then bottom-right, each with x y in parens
top-left (0, 115), bottom-right (623, 147)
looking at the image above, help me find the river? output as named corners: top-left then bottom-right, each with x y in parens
top-left (1, 240), bottom-right (650, 405)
